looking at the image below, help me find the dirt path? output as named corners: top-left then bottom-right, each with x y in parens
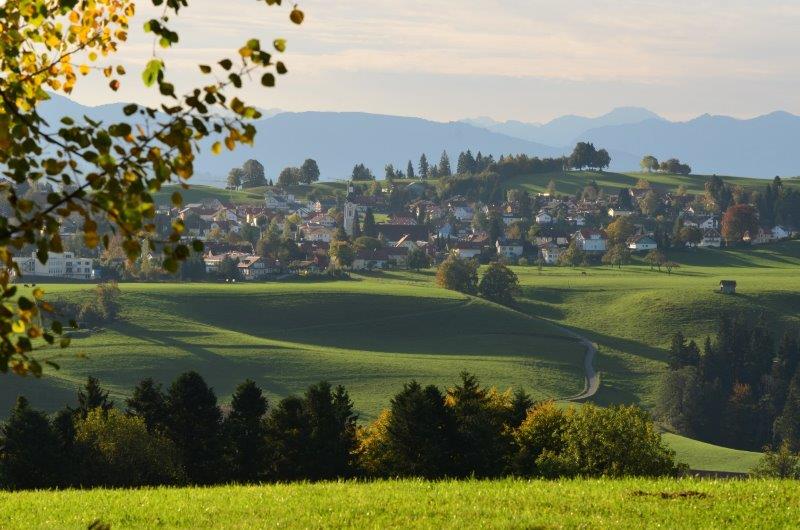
top-left (554, 325), bottom-right (599, 401)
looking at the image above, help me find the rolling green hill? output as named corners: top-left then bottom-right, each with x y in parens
top-left (10, 281), bottom-right (585, 420)
top-left (2, 478), bottom-right (797, 529)
top-left (503, 170), bottom-right (800, 196)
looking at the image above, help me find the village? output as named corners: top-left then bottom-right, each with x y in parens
top-left (13, 165), bottom-right (798, 282)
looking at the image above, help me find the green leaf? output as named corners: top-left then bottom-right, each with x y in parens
top-left (123, 104), bottom-right (138, 116)
top-left (273, 39), bottom-right (287, 52)
top-left (141, 59), bottom-right (164, 88)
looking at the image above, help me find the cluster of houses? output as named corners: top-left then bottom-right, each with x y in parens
top-left (12, 180), bottom-right (798, 281)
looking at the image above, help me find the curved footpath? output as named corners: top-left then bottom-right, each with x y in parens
top-left (553, 324), bottom-right (599, 401)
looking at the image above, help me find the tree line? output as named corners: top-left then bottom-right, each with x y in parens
top-left (0, 372), bottom-right (681, 490)
top-left (657, 312), bottom-right (800, 451)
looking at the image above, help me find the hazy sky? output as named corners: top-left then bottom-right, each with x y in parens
top-left (72, 0), bottom-right (800, 123)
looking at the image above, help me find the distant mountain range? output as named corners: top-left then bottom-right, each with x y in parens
top-left (37, 94), bottom-right (800, 183)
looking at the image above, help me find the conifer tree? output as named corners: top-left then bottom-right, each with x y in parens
top-left (407, 160), bottom-right (415, 179)
top-left (224, 380), bottom-right (269, 483)
top-left (126, 378), bottom-right (168, 433)
top-left (363, 208), bottom-right (377, 238)
top-left (419, 153), bottom-right (429, 179)
top-left (0, 397), bottom-right (62, 489)
top-left (77, 377), bottom-right (114, 420)
top-left (166, 372), bottom-right (224, 484)
top-left (439, 151), bottom-right (452, 176)
top-left (775, 367), bottom-right (800, 451)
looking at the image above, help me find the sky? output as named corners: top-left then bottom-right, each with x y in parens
top-left (71, 0), bottom-right (800, 123)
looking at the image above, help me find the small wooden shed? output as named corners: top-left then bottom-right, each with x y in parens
top-left (719, 280), bottom-right (737, 294)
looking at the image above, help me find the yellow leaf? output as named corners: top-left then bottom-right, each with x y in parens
top-left (79, 64), bottom-right (90, 76)
top-left (12, 321), bottom-right (25, 334)
top-left (32, 288), bottom-right (44, 299)
top-left (211, 142), bottom-right (222, 155)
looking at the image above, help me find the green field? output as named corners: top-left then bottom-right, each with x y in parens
top-left (11, 280), bottom-right (586, 420)
top-left (1, 478), bottom-right (797, 529)
top-left (503, 170), bottom-right (800, 196)
top-left (13, 241), bottom-right (800, 473)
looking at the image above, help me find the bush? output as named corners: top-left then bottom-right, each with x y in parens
top-left (751, 442), bottom-right (800, 478)
top-left (76, 409), bottom-right (186, 487)
top-left (436, 255), bottom-right (478, 295)
top-left (478, 262), bottom-right (520, 306)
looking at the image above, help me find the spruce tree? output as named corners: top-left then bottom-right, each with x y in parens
top-left (0, 397), bottom-right (63, 489)
top-left (438, 151), bottom-right (452, 176)
top-left (407, 160), bottom-right (415, 179)
top-left (775, 366), bottom-right (800, 451)
top-left (166, 372), bottom-right (224, 484)
top-left (302, 382), bottom-right (358, 480)
top-left (362, 208), bottom-right (377, 238)
top-left (351, 211), bottom-right (362, 239)
top-left (510, 388), bottom-right (534, 427)
top-left (418, 153), bottom-right (429, 179)
top-left (77, 376), bottom-right (114, 420)
top-left (265, 396), bottom-right (310, 481)
top-left (224, 380), bottom-right (269, 483)
top-left (383, 381), bottom-right (457, 477)
top-left (126, 378), bottom-right (168, 433)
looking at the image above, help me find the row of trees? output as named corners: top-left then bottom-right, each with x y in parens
top-left (226, 159), bottom-right (321, 189)
top-left (640, 155), bottom-right (692, 175)
top-left (0, 372), bottom-right (680, 489)
top-left (657, 313), bottom-right (800, 451)
top-left (436, 257), bottom-right (520, 306)
top-left (568, 142), bottom-right (611, 171)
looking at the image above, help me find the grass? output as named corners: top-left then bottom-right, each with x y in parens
top-left (662, 433), bottom-right (762, 473)
top-left (1, 478), bottom-right (798, 529)
top-left (153, 185), bottom-right (265, 206)
top-left (13, 279), bottom-right (585, 421)
top-left (503, 170), bottom-right (800, 196)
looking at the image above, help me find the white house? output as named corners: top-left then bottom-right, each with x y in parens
top-left (608, 208), bottom-right (633, 218)
top-left (452, 242), bottom-right (483, 259)
top-left (237, 256), bottom-right (269, 279)
top-left (772, 226), bottom-right (791, 240)
top-left (699, 229), bottom-right (722, 248)
top-left (628, 235), bottom-right (658, 252)
top-left (574, 229), bottom-right (608, 253)
top-left (496, 239), bottom-right (524, 260)
top-left (301, 226), bottom-right (334, 243)
top-left (539, 242), bottom-right (563, 265)
top-left (452, 205), bottom-right (474, 222)
top-left (567, 215), bottom-right (586, 227)
top-left (13, 252), bottom-right (94, 280)
top-left (535, 211), bottom-right (553, 225)
top-left (699, 216), bottom-right (719, 230)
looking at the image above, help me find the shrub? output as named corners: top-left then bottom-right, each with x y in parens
top-left (76, 409), bottom-right (185, 487)
top-left (436, 255), bottom-right (479, 295)
top-left (478, 262), bottom-right (520, 306)
top-left (751, 442), bottom-right (800, 478)
top-left (512, 401), bottom-right (569, 477)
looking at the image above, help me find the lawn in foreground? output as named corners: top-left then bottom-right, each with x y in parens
top-left (1, 479), bottom-right (797, 529)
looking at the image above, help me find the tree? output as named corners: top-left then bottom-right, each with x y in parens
top-left (384, 164), bottom-right (396, 180)
top-left (76, 409), bottom-right (185, 487)
top-left (361, 381), bottom-right (457, 478)
top-left (721, 204), bottom-right (759, 242)
top-left (660, 158), bottom-right (692, 175)
top-left (407, 247), bottom-right (430, 271)
top-left (436, 255), bottom-right (479, 295)
top-left (457, 150), bottom-right (476, 175)
top-left (165, 372), bottom-right (224, 485)
top-left (241, 159), bottom-right (268, 188)
top-left (351, 211), bottom-right (362, 239)
top-left (601, 244), bottom-right (631, 269)
top-left (558, 240), bottom-right (585, 267)
top-left (362, 208), bottom-right (378, 238)
top-left (218, 256), bottom-right (241, 280)
top-left (406, 160), bottom-right (415, 179)
top-left (277, 166), bottom-right (303, 187)
top-left (329, 240), bottom-right (355, 268)
top-left (224, 380), bottom-right (269, 483)
top-left (568, 142), bottom-right (597, 170)
top-left (644, 249), bottom-right (666, 271)
top-left (419, 154), bottom-right (430, 179)
top-left (0, 397), bottom-right (63, 489)
top-left (593, 149), bottom-right (611, 171)
top-left (640, 155), bottom-right (659, 173)
top-left (546, 178), bottom-right (557, 196)
top-left (775, 368), bottom-right (800, 451)
top-left (226, 167), bottom-right (244, 190)
top-left (751, 442), bottom-right (800, 478)
top-left (351, 163), bottom-right (375, 181)
top-left (354, 236), bottom-right (383, 252)
top-left (640, 190), bottom-right (660, 216)
top-left (299, 382), bottom-right (358, 480)
top-left (439, 151), bottom-right (452, 176)
top-left (478, 262), bottom-right (520, 306)
top-left (77, 376), bottom-right (114, 420)
top-left (126, 378), bottom-right (168, 433)
top-left (606, 216), bottom-right (635, 244)
top-left (0, 1), bottom-right (305, 374)
top-left (511, 401), bottom-right (568, 477)
top-left (300, 159), bottom-right (321, 184)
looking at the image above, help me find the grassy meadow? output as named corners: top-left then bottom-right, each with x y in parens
top-left (2, 478), bottom-right (798, 529)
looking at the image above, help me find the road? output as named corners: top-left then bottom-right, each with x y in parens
top-left (554, 324), bottom-right (600, 401)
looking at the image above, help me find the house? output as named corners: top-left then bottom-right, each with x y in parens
top-left (574, 229), bottom-right (608, 253)
top-left (699, 229), bottom-right (722, 248)
top-left (627, 235), bottom-right (658, 252)
top-left (567, 215), bottom-right (586, 227)
top-left (237, 256), bottom-right (269, 280)
top-left (202, 251), bottom-right (249, 274)
top-left (394, 234), bottom-right (419, 251)
top-left (539, 242), bottom-right (563, 265)
top-left (306, 213), bottom-right (337, 228)
top-left (301, 226), bottom-right (335, 243)
top-left (375, 224), bottom-right (429, 246)
top-left (608, 207), bottom-right (633, 218)
top-left (13, 252), bottom-right (94, 280)
top-left (772, 226), bottom-right (791, 240)
top-left (451, 241), bottom-right (483, 259)
top-left (352, 247), bottom-right (409, 270)
top-left (452, 205), bottom-right (474, 222)
top-left (750, 228), bottom-right (775, 245)
top-left (699, 216), bottom-right (719, 230)
top-left (496, 239), bottom-right (524, 260)
top-left (534, 211), bottom-right (553, 225)
top-left (719, 280), bottom-right (737, 295)
top-left (503, 214), bottom-right (525, 226)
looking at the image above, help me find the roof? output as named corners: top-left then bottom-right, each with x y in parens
top-left (719, 280), bottom-right (737, 286)
top-left (376, 224), bottom-right (429, 242)
top-left (355, 248), bottom-right (409, 261)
